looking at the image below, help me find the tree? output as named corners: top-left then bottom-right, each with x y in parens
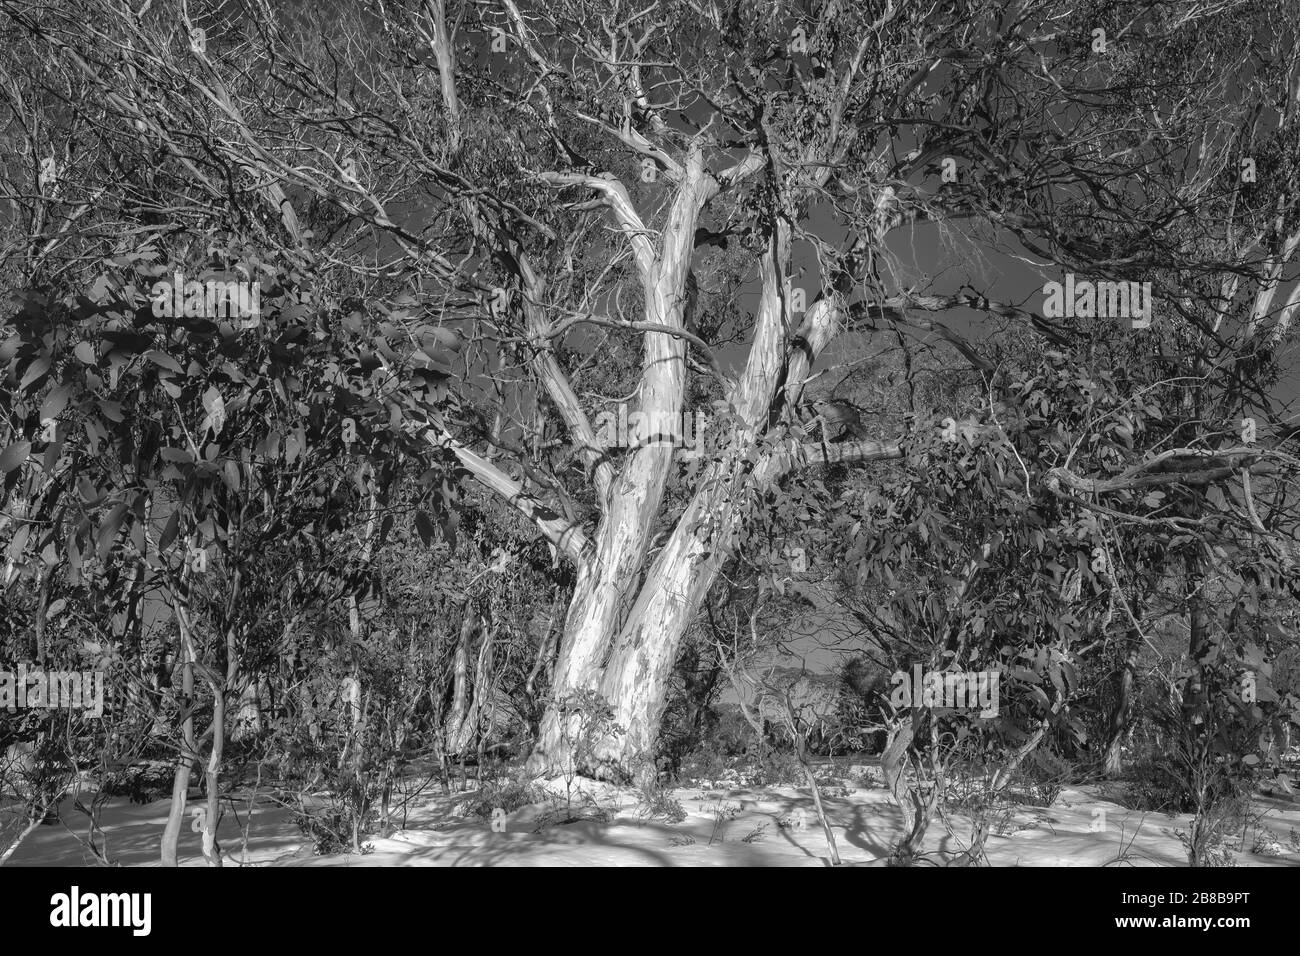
top-left (4, 0), bottom-right (1300, 788)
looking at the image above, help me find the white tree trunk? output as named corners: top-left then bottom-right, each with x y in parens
top-left (526, 151), bottom-right (714, 774)
top-left (526, 207), bottom-right (875, 779)
top-left (444, 612), bottom-right (475, 754)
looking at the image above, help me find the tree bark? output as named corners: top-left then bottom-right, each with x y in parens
top-left (160, 626), bottom-right (195, 867)
top-left (452, 616), bottom-right (494, 755)
top-left (526, 150), bottom-right (715, 775)
top-left (1183, 550), bottom-right (1210, 727)
top-left (1103, 637), bottom-right (1139, 776)
top-left (527, 296), bottom-right (899, 778)
top-left (203, 688), bottom-right (224, 867)
top-left (444, 609), bottom-right (475, 754)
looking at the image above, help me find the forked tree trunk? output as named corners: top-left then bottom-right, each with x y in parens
top-left (784, 693), bottom-right (842, 865)
top-left (526, 155), bottom-right (715, 776)
top-left (527, 288), bottom-right (873, 779)
top-left (593, 479), bottom-right (741, 771)
top-left (416, 14), bottom-right (856, 783)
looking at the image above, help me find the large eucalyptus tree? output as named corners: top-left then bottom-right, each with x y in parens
top-left (4, 0), bottom-right (1299, 785)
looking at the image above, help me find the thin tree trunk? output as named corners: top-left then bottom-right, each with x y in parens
top-left (454, 618), bottom-right (493, 755)
top-left (0, 817), bottom-right (42, 867)
top-left (160, 628), bottom-right (195, 867)
top-left (203, 689), bottom-right (224, 867)
top-left (233, 677), bottom-right (262, 741)
top-left (785, 695), bottom-right (841, 865)
top-left (1103, 639), bottom-right (1139, 776)
top-left (32, 570), bottom-right (50, 660)
top-left (445, 610), bottom-right (475, 754)
top-left (1184, 550), bottom-right (1210, 727)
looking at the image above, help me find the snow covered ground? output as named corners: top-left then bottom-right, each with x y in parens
top-left (6, 764), bottom-right (1300, 867)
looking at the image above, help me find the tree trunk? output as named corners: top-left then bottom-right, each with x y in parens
top-left (520, 155), bottom-right (864, 781)
top-left (454, 617), bottom-right (493, 755)
top-left (444, 609), bottom-right (475, 754)
top-left (160, 631), bottom-right (195, 867)
top-left (1103, 636), bottom-right (1139, 776)
top-left (526, 161), bottom-right (713, 775)
top-left (785, 694), bottom-right (841, 865)
top-left (233, 677), bottom-right (262, 741)
top-left (1183, 550), bottom-right (1210, 727)
top-left (203, 688), bottom-right (224, 867)
top-left (527, 316), bottom-right (853, 777)
top-left (0, 817), bottom-right (42, 867)
top-left (595, 493), bottom-right (732, 772)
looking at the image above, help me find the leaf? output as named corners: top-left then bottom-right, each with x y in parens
top-left (67, 535), bottom-right (82, 585)
top-left (414, 511), bottom-right (438, 545)
top-left (145, 350), bottom-right (183, 374)
top-left (89, 274), bottom-right (114, 303)
top-left (97, 503), bottom-right (129, 561)
top-left (6, 524), bottom-right (29, 560)
top-left (102, 329), bottom-right (152, 353)
top-left (19, 356), bottom-right (51, 392)
top-left (42, 438), bottom-right (63, 472)
top-left (0, 441), bottom-right (31, 472)
top-left (1026, 684), bottom-right (1051, 710)
top-left (40, 383), bottom-right (71, 422)
top-left (159, 510), bottom-right (180, 552)
top-left (84, 418), bottom-right (106, 452)
top-left (440, 512), bottom-right (458, 550)
top-left (77, 477), bottom-right (97, 503)
top-left (419, 326), bottom-right (463, 353)
top-left (260, 430), bottom-right (282, 458)
top-left (159, 447), bottom-right (193, 464)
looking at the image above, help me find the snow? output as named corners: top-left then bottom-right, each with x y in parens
top-left (6, 767), bottom-right (1299, 867)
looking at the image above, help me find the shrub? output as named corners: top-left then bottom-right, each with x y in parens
top-left (1126, 756), bottom-right (1192, 813)
top-left (676, 744), bottom-right (731, 785)
top-left (751, 747), bottom-right (804, 787)
top-left (295, 805), bottom-right (373, 856)
top-left (636, 784), bottom-right (687, 824)
top-left (658, 705), bottom-right (756, 782)
top-left (101, 761), bottom-right (176, 805)
top-left (465, 777), bottom-right (545, 818)
top-left (1017, 747), bottom-right (1075, 808)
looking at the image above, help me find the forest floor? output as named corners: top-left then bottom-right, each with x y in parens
top-left (7, 757), bottom-right (1300, 866)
